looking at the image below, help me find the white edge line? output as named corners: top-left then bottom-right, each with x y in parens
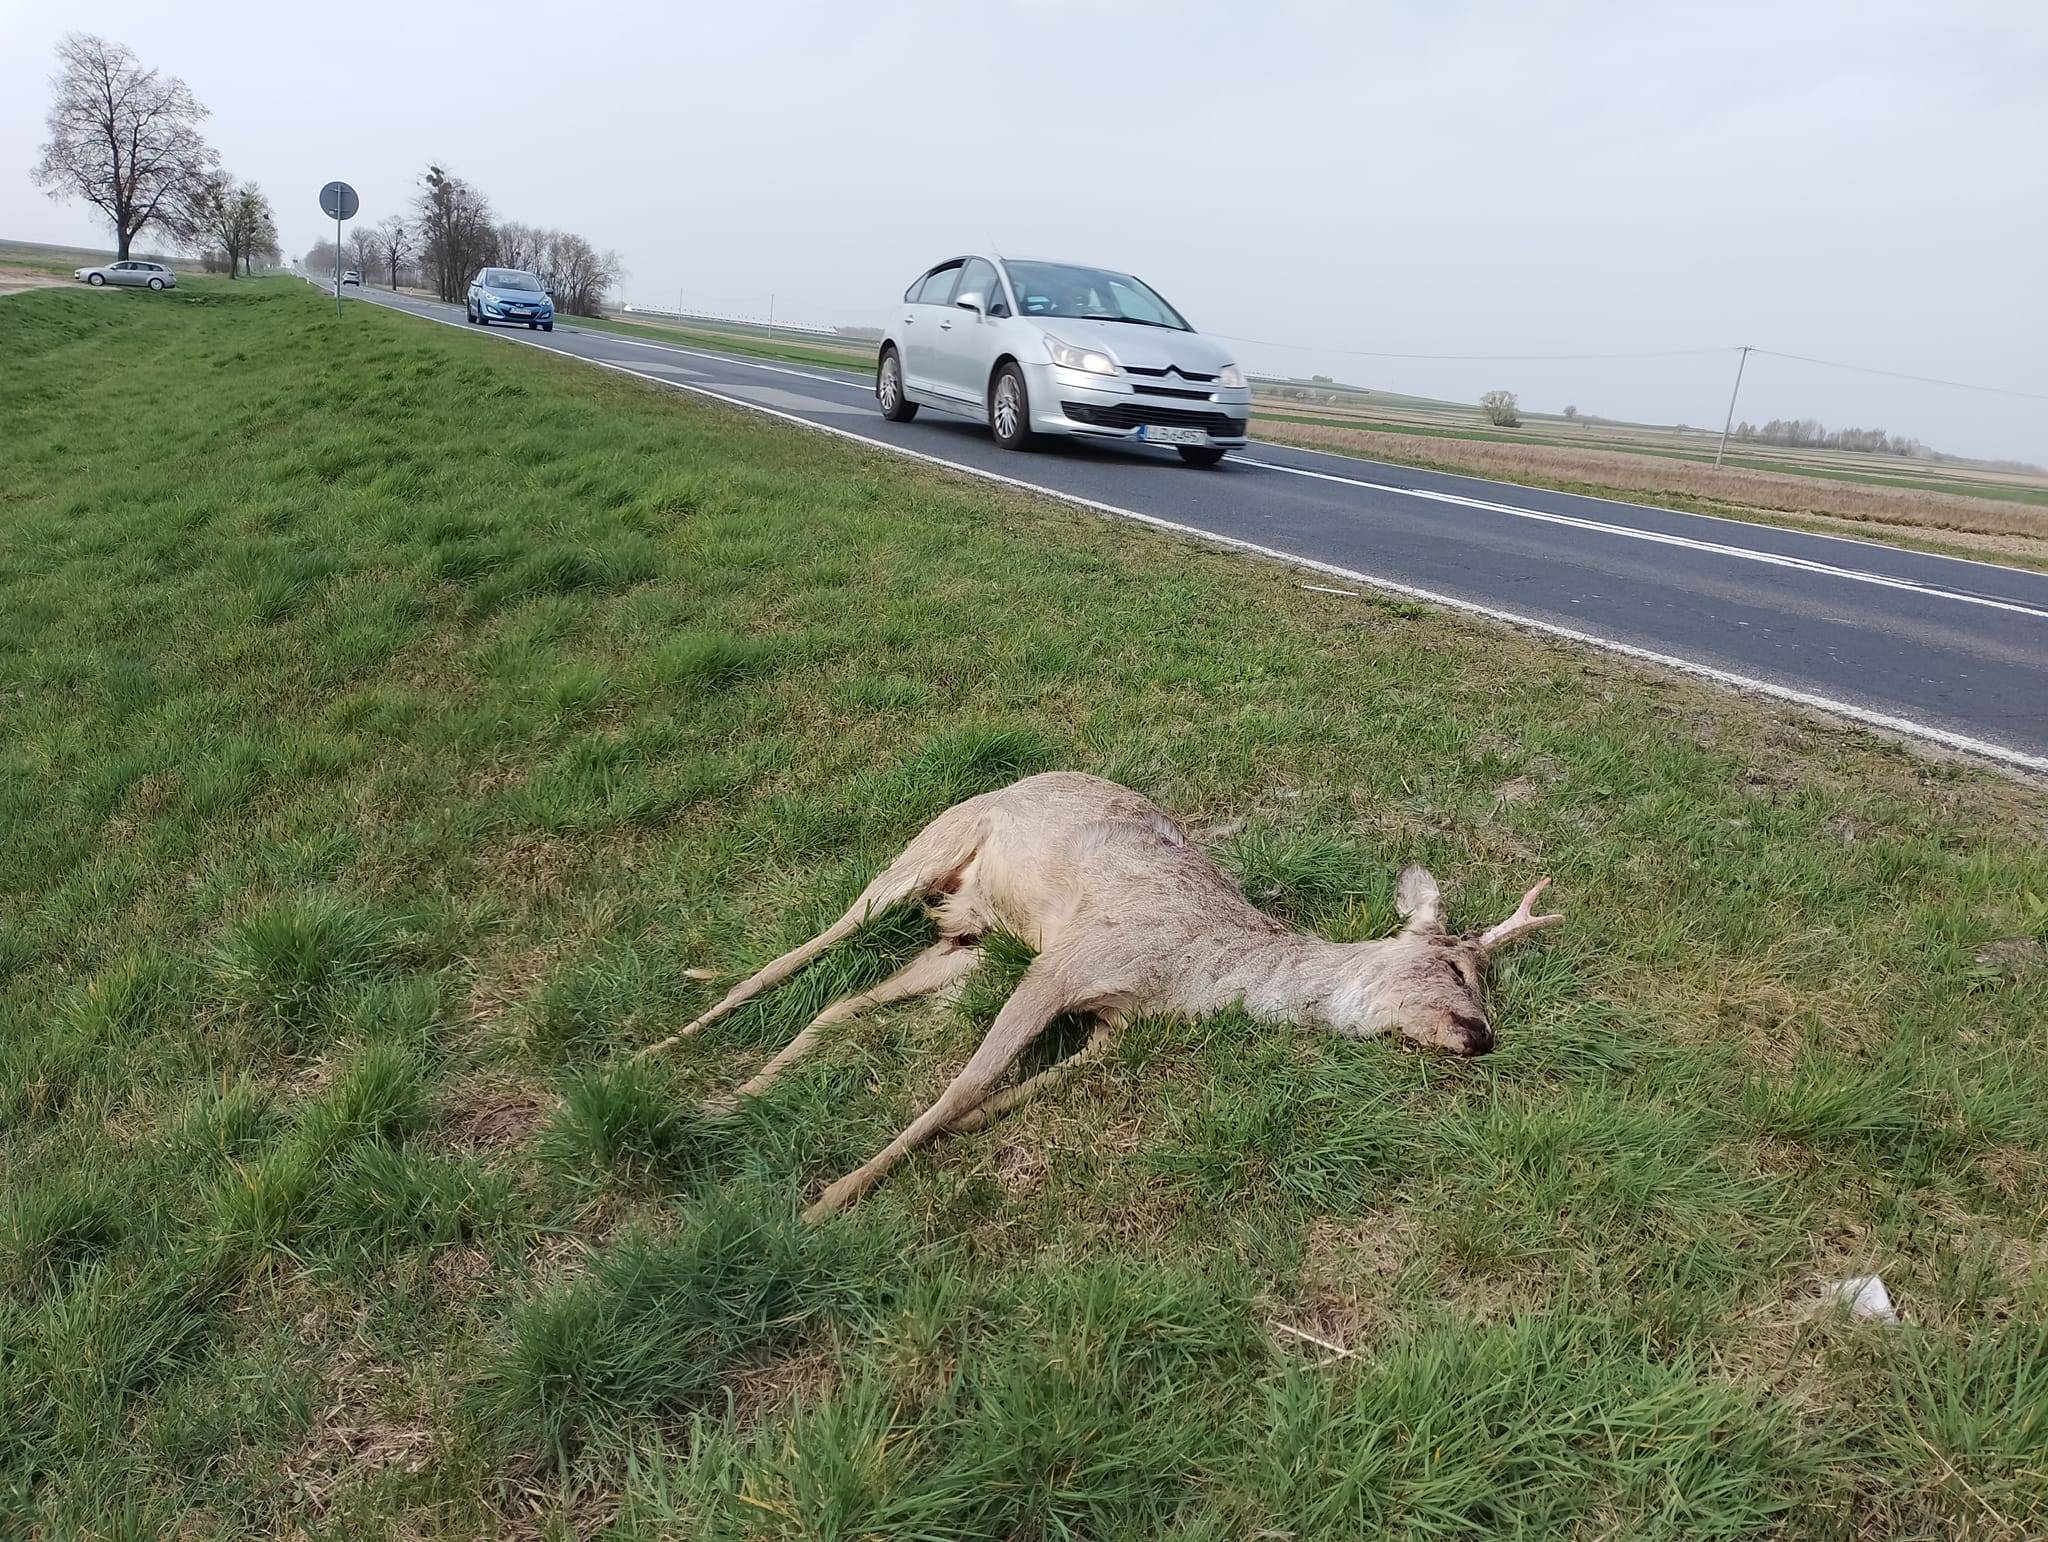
top-left (588, 307), bottom-right (2048, 597)
top-left (1232, 457), bottom-right (2048, 621)
top-left (1246, 419), bottom-right (2048, 582)
top-left (363, 288), bottom-right (2048, 777)
top-left (600, 308), bottom-right (2048, 587)
top-left (336, 282), bottom-right (2045, 583)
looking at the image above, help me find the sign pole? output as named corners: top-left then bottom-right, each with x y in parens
top-left (318, 181), bottom-right (360, 322)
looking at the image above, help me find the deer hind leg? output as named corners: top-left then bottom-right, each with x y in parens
top-left (947, 1015), bottom-right (1118, 1136)
top-left (804, 962), bottom-right (1082, 1222)
top-left (637, 802), bottom-right (992, 1061)
top-left (705, 939), bottom-right (983, 1115)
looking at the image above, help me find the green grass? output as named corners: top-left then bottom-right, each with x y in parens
top-left (3, 277), bottom-right (2046, 1537)
top-left (568, 310), bottom-right (876, 373)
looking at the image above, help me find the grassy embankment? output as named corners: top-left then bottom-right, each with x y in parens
top-left (3, 277), bottom-right (2044, 1537)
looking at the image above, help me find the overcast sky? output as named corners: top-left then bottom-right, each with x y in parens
top-left (5, 0), bottom-right (2044, 461)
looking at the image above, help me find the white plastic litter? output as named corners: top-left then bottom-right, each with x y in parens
top-left (1825, 1274), bottom-right (1899, 1324)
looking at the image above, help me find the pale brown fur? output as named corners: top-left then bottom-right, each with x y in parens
top-left (640, 772), bottom-right (1561, 1220)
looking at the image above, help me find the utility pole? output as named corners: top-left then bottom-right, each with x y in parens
top-left (766, 292), bottom-right (775, 339)
top-left (1715, 345), bottom-right (1752, 469)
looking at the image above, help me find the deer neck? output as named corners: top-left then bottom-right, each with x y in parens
top-left (1210, 931), bottom-right (1395, 1036)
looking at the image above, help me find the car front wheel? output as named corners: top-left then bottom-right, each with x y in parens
top-left (876, 348), bottom-right (918, 422)
top-left (1177, 446), bottom-right (1228, 467)
top-left (88, 273), bottom-right (105, 286)
top-left (989, 362), bottom-right (1034, 450)
top-left (542, 322), bottom-right (553, 332)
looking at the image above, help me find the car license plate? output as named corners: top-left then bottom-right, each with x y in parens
top-left (1138, 423), bottom-right (1208, 445)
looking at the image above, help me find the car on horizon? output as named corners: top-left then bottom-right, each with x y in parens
top-left (875, 255), bottom-right (1250, 466)
top-left (342, 269), bottom-right (361, 287)
top-left (74, 260), bottom-right (176, 291)
top-left (465, 267), bottom-right (554, 331)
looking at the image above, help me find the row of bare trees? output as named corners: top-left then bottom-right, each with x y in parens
top-left (1730, 419), bottom-right (1927, 458)
top-left (317, 165), bottom-right (621, 316)
top-left (31, 33), bottom-right (280, 276)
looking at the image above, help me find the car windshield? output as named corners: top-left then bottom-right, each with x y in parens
top-left (487, 270), bottom-right (542, 292)
top-left (1002, 261), bottom-right (1189, 330)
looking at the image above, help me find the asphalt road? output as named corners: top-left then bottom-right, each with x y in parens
top-left (345, 284), bottom-right (2048, 772)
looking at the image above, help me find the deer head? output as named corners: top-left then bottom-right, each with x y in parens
top-left (1326, 867), bottom-right (1563, 1055)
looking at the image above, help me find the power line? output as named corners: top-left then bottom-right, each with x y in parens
top-left (1750, 348), bottom-right (2048, 403)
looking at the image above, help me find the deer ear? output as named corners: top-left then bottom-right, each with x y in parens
top-left (1396, 864), bottom-right (1443, 931)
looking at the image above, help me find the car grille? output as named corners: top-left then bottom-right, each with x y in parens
top-left (1061, 402), bottom-right (1249, 435)
top-left (1121, 363), bottom-right (1219, 382)
top-left (1132, 383), bottom-right (1213, 400)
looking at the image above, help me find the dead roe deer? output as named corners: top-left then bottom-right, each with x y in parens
top-left (642, 772), bottom-right (1562, 1220)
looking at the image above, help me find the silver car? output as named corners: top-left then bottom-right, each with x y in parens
top-left (876, 255), bottom-right (1251, 466)
top-left (74, 260), bottom-right (176, 291)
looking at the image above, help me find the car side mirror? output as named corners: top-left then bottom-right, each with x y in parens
top-left (955, 292), bottom-right (986, 316)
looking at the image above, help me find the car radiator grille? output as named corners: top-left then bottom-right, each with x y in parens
top-left (1061, 401), bottom-right (1249, 435)
top-left (1121, 363), bottom-right (1220, 382)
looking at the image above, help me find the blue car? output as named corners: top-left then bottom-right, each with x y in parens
top-left (466, 267), bottom-right (555, 330)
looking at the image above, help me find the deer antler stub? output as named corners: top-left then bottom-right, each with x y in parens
top-left (1477, 877), bottom-right (1564, 953)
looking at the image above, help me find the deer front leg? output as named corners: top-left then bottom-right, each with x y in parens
top-left (803, 963), bottom-right (1080, 1222)
top-left (705, 939), bottom-right (983, 1116)
top-left (947, 1016), bottom-right (1117, 1136)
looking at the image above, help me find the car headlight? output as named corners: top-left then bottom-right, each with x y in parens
top-left (1218, 363), bottom-right (1247, 388)
top-left (1044, 335), bottom-right (1118, 376)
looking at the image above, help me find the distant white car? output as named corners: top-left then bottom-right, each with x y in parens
top-left (342, 269), bottom-right (361, 287)
top-left (75, 260), bottom-right (176, 290)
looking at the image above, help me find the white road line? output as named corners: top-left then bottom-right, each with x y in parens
top-left (584, 309), bottom-right (2048, 612)
top-left (580, 301), bottom-right (2048, 589)
top-left (393, 292), bottom-right (2048, 600)
top-left (1247, 437), bottom-right (2048, 582)
top-left (364, 292), bottom-right (2048, 776)
top-left (1232, 456), bottom-right (2048, 622)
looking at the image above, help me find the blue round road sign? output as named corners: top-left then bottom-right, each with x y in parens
top-left (320, 181), bottom-right (359, 221)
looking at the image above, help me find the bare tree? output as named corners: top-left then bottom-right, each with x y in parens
top-left (539, 230), bottom-right (622, 316)
top-left (375, 216), bottom-right (413, 289)
top-left (1562, 404), bottom-right (1578, 420)
top-left (414, 164), bottom-right (497, 302)
top-left (184, 174), bottom-right (275, 279)
top-left (496, 220), bottom-right (545, 271)
top-left (32, 34), bottom-right (218, 260)
top-left (246, 208), bottom-right (280, 273)
top-left (1479, 389), bottom-right (1520, 428)
top-left (349, 226), bottom-right (383, 281)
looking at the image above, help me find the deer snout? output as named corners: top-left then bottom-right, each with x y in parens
top-left (1449, 1012), bottom-right (1494, 1056)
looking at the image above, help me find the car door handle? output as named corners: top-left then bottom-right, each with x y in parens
top-left (938, 320), bottom-right (952, 330)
